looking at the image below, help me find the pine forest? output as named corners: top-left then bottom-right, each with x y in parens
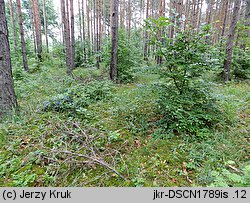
top-left (0, 0), bottom-right (250, 187)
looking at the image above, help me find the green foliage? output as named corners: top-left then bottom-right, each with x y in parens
top-left (0, 152), bottom-right (41, 186)
top-left (21, 0), bottom-right (59, 40)
top-left (13, 68), bottom-right (29, 81)
top-left (112, 84), bottom-right (157, 135)
top-left (146, 18), bottom-right (223, 134)
top-left (210, 163), bottom-right (250, 187)
top-left (210, 45), bottom-right (250, 81)
top-left (43, 80), bottom-right (114, 117)
top-left (232, 47), bottom-right (250, 80)
top-left (235, 20), bottom-right (250, 49)
top-left (102, 29), bottom-right (143, 83)
top-left (155, 81), bottom-right (223, 134)
top-left (75, 40), bottom-right (95, 68)
top-left (147, 17), bottom-right (210, 94)
top-left (108, 131), bottom-right (121, 143)
top-left (51, 42), bottom-right (65, 66)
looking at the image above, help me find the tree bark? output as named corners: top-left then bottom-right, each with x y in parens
top-left (42, 0), bottom-right (49, 53)
top-left (86, 0), bottom-right (91, 57)
top-left (184, 0), bottom-right (190, 30)
top-left (127, 0), bottom-right (131, 37)
top-left (0, 0), bottom-right (17, 117)
top-left (61, 0), bottom-right (71, 75)
top-left (31, 0), bottom-right (43, 61)
top-left (96, 0), bottom-right (102, 69)
top-left (220, 0), bottom-right (229, 40)
top-left (110, 0), bottom-right (118, 82)
top-left (66, 0), bottom-right (71, 74)
top-left (70, 0), bottom-right (75, 70)
top-left (60, 0), bottom-right (66, 46)
top-left (144, 0), bottom-right (150, 60)
top-left (9, 0), bottom-right (18, 50)
top-left (223, 0), bottom-right (241, 82)
top-left (81, 0), bottom-right (87, 61)
top-left (93, 0), bottom-right (96, 53)
top-left (245, 0), bottom-right (250, 37)
top-left (16, 0), bottom-right (29, 72)
top-left (197, 0), bottom-right (204, 32)
top-left (78, 0), bottom-right (83, 45)
top-left (169, 0), bottom-right (176, 38)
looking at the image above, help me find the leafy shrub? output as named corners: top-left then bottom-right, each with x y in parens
top-left (43, 80), bottom-right (114, 116)
top-left (146, 18), bottom-right (223, 134)
top-left (148, 20), bottom-right (210, 94)
top-left (156, 81), bottom-right (223, 134)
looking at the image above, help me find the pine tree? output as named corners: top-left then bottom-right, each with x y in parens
top-left (110, 0), bottom-right (118, 82)
top-left (223, 0), bottom-right (241, 82)
top-left (16, 0), bottom-right (29, 71)
top-left (0, 0), bottom-right (17, 117)
top-left (31, 0), bottom-right (43, 61)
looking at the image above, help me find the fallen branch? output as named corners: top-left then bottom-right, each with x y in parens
top-left (226, 165), bottom-right (243, 174)
top-left (56, 150), bottom-right (126, 180)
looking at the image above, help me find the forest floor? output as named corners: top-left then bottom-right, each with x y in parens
top-left (0, 59), bottom-right (249, 187)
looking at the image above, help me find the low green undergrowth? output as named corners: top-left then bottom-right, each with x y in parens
top-left (42, 80), bottom-right (114, 117)
top-left (0, 57), bottom-right (249, 187)
top-left (209, 163), bottom-right (250, 187)
top-left (155, 81), bottom-right (225, 135)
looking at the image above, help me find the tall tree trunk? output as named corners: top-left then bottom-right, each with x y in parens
top-left (176, 0), bottom-right (183, 28)
top-left (216, 0), bottom-right (224, 42)
top-left (169, 0), bottom-right (176, 38)
top-left (184, 0), bottom-right (190, 30)
top-left (220, 0), bottom-right (229, 40)
top-left (96, 0), bottom-right (102, 69)
top-left (223, 0), bottom-right (241, 82)
top-left (144, 0), bottom-right (150, 60)
top-left (60, 0), bottom-right (66, 46)
top-left (96, 0), bottom-right (99, 68)
top-left (0, 0), bottom-right (17, 117)
top-left (91, 1), bottom-right (94, 54)
top-left (31, 0), bottom-right (43, 61)
top-left (65, 0), bottom-right (71, 73)
top-left (31, 7), bottom-right (37, 53)
top-left (16, 0), bottom-right (29, 71)
top-left (209, 0), bottom-right (215, 24)
top-left (120, 0), bottom-right (125, 28)
top-left (192, 0), bottom-right (197, 28)
top-left (93, 0), bottom-right (96, 53)
top-left (110, 0), bottom-right (118, 82)
top-left (157, 0), bottom-right (164, 64)
top-left (128, 0), bottom-right (131, 37)
top-left (70, 0), bottom-right (75, 70)
top-left (246, 0), bottom-right (250, 22)
top-left (245, 0), bottom-right (250, 37)
top-left (81, 0), bottom-right (87, 61)
top-left (86, 0), bottom-right (91, 58)
top-left (212, 0), bottom-right (220, 43)
top-left (78, 0), bottom-right (83, 44)
top-left (197, 0), bottom-right (204, 32)
top-left (29, 0), bottom-right (38, 53)
top-left (9, 0), bottom-right (18, 50)
top-left (61, 0), bottom-right (71, 75)
top-left (42, 0), bottom-right (49, 53)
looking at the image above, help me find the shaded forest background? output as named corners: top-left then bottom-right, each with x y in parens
top-left (0, 0), bottom-right (249, 187)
